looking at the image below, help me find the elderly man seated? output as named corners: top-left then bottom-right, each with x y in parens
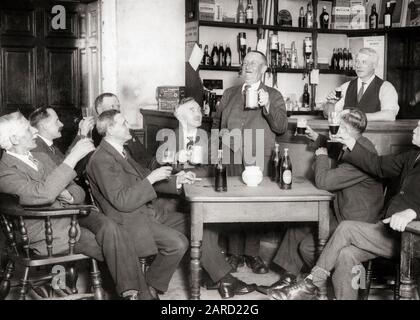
top-left (0, 112), bottom-right (154, 300)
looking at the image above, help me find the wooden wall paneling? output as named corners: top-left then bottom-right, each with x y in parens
top-left (1, 9), bottom-right (36, 37)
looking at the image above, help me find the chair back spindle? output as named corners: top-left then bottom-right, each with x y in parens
top-left (18, 217), bottom-right (30, 258)
top-left (68, 214), bottom-right (79, 255)
top-left (44, 217), bottom-right (53, 257)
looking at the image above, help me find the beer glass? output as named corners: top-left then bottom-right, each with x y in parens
top-left (328, 111), bottom-right (340, 141)
top-left (296, 118), bottom-right (307, 136)
top-left (81, 107), bottom-right (94, 139)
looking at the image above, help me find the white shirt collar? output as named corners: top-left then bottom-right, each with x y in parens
top-left (5, 151), bottom-right (38, 171)
top-left (37, 134), bottom-right (53, 147)
top-left (104, 138), bottom-right (125, 158)
top-left (358, 74), bottom-right (375, 88)
top-left (242, 81), bottom-right (261, 92)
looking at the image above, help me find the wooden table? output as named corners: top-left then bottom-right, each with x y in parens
top-left (184, 176), bottom-right (334, 300)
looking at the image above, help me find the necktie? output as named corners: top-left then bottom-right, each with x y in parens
top-left (357, 82), bottom-right (366, 103)
top-left (49, 145), bottom-right (56, 154)
top-left (122, 149), bottom-right (127, 159)
top-left (186, 136), bottom-right (195, 150)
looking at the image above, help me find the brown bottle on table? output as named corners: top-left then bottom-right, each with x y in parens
top-left (280, 148), bottom-right (292, 189)
top-left (215, 149), bottom-right (227, 192)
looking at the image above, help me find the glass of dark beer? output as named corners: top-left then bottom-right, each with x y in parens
top-left (296, 118), bottom-right (307, 135)
top-left (328, 111), bottom-right (340, 140)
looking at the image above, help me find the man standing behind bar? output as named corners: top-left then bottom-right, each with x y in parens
top-left (212, 51), bottom-right (288, 275)
top-left (327, 47), bottom-right (399, 121)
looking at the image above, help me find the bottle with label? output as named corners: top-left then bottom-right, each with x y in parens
top-left (280, 43), bottom-right (287, 68)
top-left (290, 41), bottom-right (298, 69)
top-left (270, 34), bottom-right (279, 68)
top-left (384, 2), bottom-right (392, 28)
top-left (298, 6), bottom-right (306, 28)
top-left (280, 148), bottom-right (292, 190)
top-left (348, 49), bottom-right (353, 70)
top-left (320, 6), bottom-right (329, 29)
top-left (271, 143), bottom-right (280, 182)
top-left (302, 83), bottom-right (310, 109)
top-left (369, 3), bottom-right (379, 29)
top-left (246, 0), bottom-right (254, 24)
top-left (225, 43), bottom-right (232, 66)
top-left (343, 48), bottom-right (349, 70)
top-left (337, 48), bottom-right (343, 70)
top-left (211, 42), bottom-right (219, 66)
top-left (304, 37), bottom-right (312, 69)
top-left (238, 32), bottom-right (247, 65)
top-left (215, 149), bottom-right (227, 192)
top-left (218, 43), bottom-right (225, 66)
top-left (306, 3), bottom-right (314, 28)
top-left (203, 45), bottom-right (210, 65)
top-left (237, 0), bottom-right (245, 23)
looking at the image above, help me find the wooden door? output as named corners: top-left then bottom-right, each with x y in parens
top-left (0, 0), bottom-right (100, 150)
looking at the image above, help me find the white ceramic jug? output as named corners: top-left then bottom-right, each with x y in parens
top-left (242, 166), bottom-right (263, 187)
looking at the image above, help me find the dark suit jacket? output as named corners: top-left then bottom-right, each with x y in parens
top-left (313, 135), bottom-right (384, 223)
top-left (32, 136), bottom-right (65, 166)
top-left (344, 141), bottom-right (420, 219)
top-left (212, 83), bottom-right (288, 175)
top-left (0, 152), bottom-right (85, 254)
top-left (86, 140), bottom-right (179, 256)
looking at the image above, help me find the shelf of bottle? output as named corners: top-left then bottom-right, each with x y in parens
top-left (199, 65), bottom-right (356, 76)
top-left (199, 20), bottom-right (420, 36)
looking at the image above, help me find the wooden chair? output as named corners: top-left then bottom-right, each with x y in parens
top-left (0, 193), bottom-right (105, 300)
top-left (399, 221), bottom-right (420, 300)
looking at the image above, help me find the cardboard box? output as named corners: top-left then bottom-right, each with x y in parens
top-left (350, 0), bottom-right (367, 29)
top-left (156, 86), bottom-right (185, 100)
top-left (158, 99), bottom-right (179, 112)
top-left (331, 0), bottom-right (351, 29)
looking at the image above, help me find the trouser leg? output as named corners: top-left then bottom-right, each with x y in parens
top-left (77, 213), bottom-right (145, 295)
top-left (146, 220), bottom-right (189, 292)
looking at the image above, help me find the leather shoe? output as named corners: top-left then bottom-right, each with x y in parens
top-left (226, 255), bottom-right (245, 272)
top-left (218, 275), bottom-right (256, 299)
top-left (270, 277), bottom-right (318, 300)
top-left (256, 272), bottom-right (296, 295)
top-left (245, 255), bottom-right (269, 274)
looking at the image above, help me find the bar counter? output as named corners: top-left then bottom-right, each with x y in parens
top-left (141, 109), bottom-right (418, 179)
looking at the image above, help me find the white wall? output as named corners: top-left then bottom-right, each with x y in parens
top-left (101, 0), bottom-right (185, 128)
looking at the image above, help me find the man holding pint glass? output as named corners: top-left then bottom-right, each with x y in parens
top-left (326, 47), bottom-right (399, 121)
top-left (211, 50), bottom-right (288, 275)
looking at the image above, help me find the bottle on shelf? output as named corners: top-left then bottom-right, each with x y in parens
top-left (298, 6), bottom-right (306, 28)
top-left (330, 48), bottom-right (337, 70)
top-left (271, 143), bottom-right (280, 182)
top-left (280, 43), bottom-right (287, 68)
top-left (246, 0), bottom-right (254, 24)
top-left (270, 34), bottom-right (279, 68)
top-left (306, 2), bottom-right (314, 28)
top-left (225, 43), bottom-right (232, 66)
top-left (211, 42), bottom-right (219, 66)
top-left (343, 48), bottom-right (349, 70)
top-left (348, 49), bottom-right (353, 70)
top-left (218, 43), bottom-right (225, 66)
top-left (238, 32), bottom-right (247, 65)
top-left (203, 45), bottom-right (211, 66)
top-left (280, 148), bottom-right (292, 190)
top-left (290, 41), bottom-right (298, 69)
top-left (319, 6), bottom-right (329, 29)
top-left (304, 37), bottom-right (313, 69)
top-left (369, 3), bottom-right (379, 29)
top-left (237, 0), bottom-right (245, 24)
top-left (384, 1), bottom-right (392, 28)
top-left (337, 48), bottom-right (343, 70)
top-left (302, 83), bottom-right (310, 109)
top-left (215, 148), bottom-right (227, 192)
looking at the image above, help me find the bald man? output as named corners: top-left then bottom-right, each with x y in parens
top-left (327, 47), bottom-right (400, 121)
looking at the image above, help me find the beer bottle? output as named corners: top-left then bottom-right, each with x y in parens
top-left (215, 149), bottom-right (227, 192)
top-left (237, 0), bottom-right (245, 23)
top-left (218, 43), bottom-right (225, 66)
top-left (225, 43), bottom-right (232, 66)
top-left (320, 6), bottom-right (329, 29)
top-left (306, 3), bottom-right (314, 28)
top-left (246, 0), bottom-right (254, 24)
top-left (384, 2), bottom-right (392, 29)
top-left (330, 48), bottom-right (336, 70)
top-left (280, 148), bottom-right (292, 190)
top-left (203, 45), bottom-right (211, 66)
top-left (211, 42), bottom-right (219, 66)
top-left (270, 34), bottom-right (279, 68)
top-left (348, 49), bottom-right (353, 70)
top-left (343, 48), bottom-right (349, 70)
top-left (298, 6), bottom-right (306, 28)
top-left (337, 48), bottom-right (343, 70)
top-left (271, 143), bottom-right (280, 182)
top-left (302, 83), bottom-right (310, 109)
top-left (369, 3), bottom-right (379, 29)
